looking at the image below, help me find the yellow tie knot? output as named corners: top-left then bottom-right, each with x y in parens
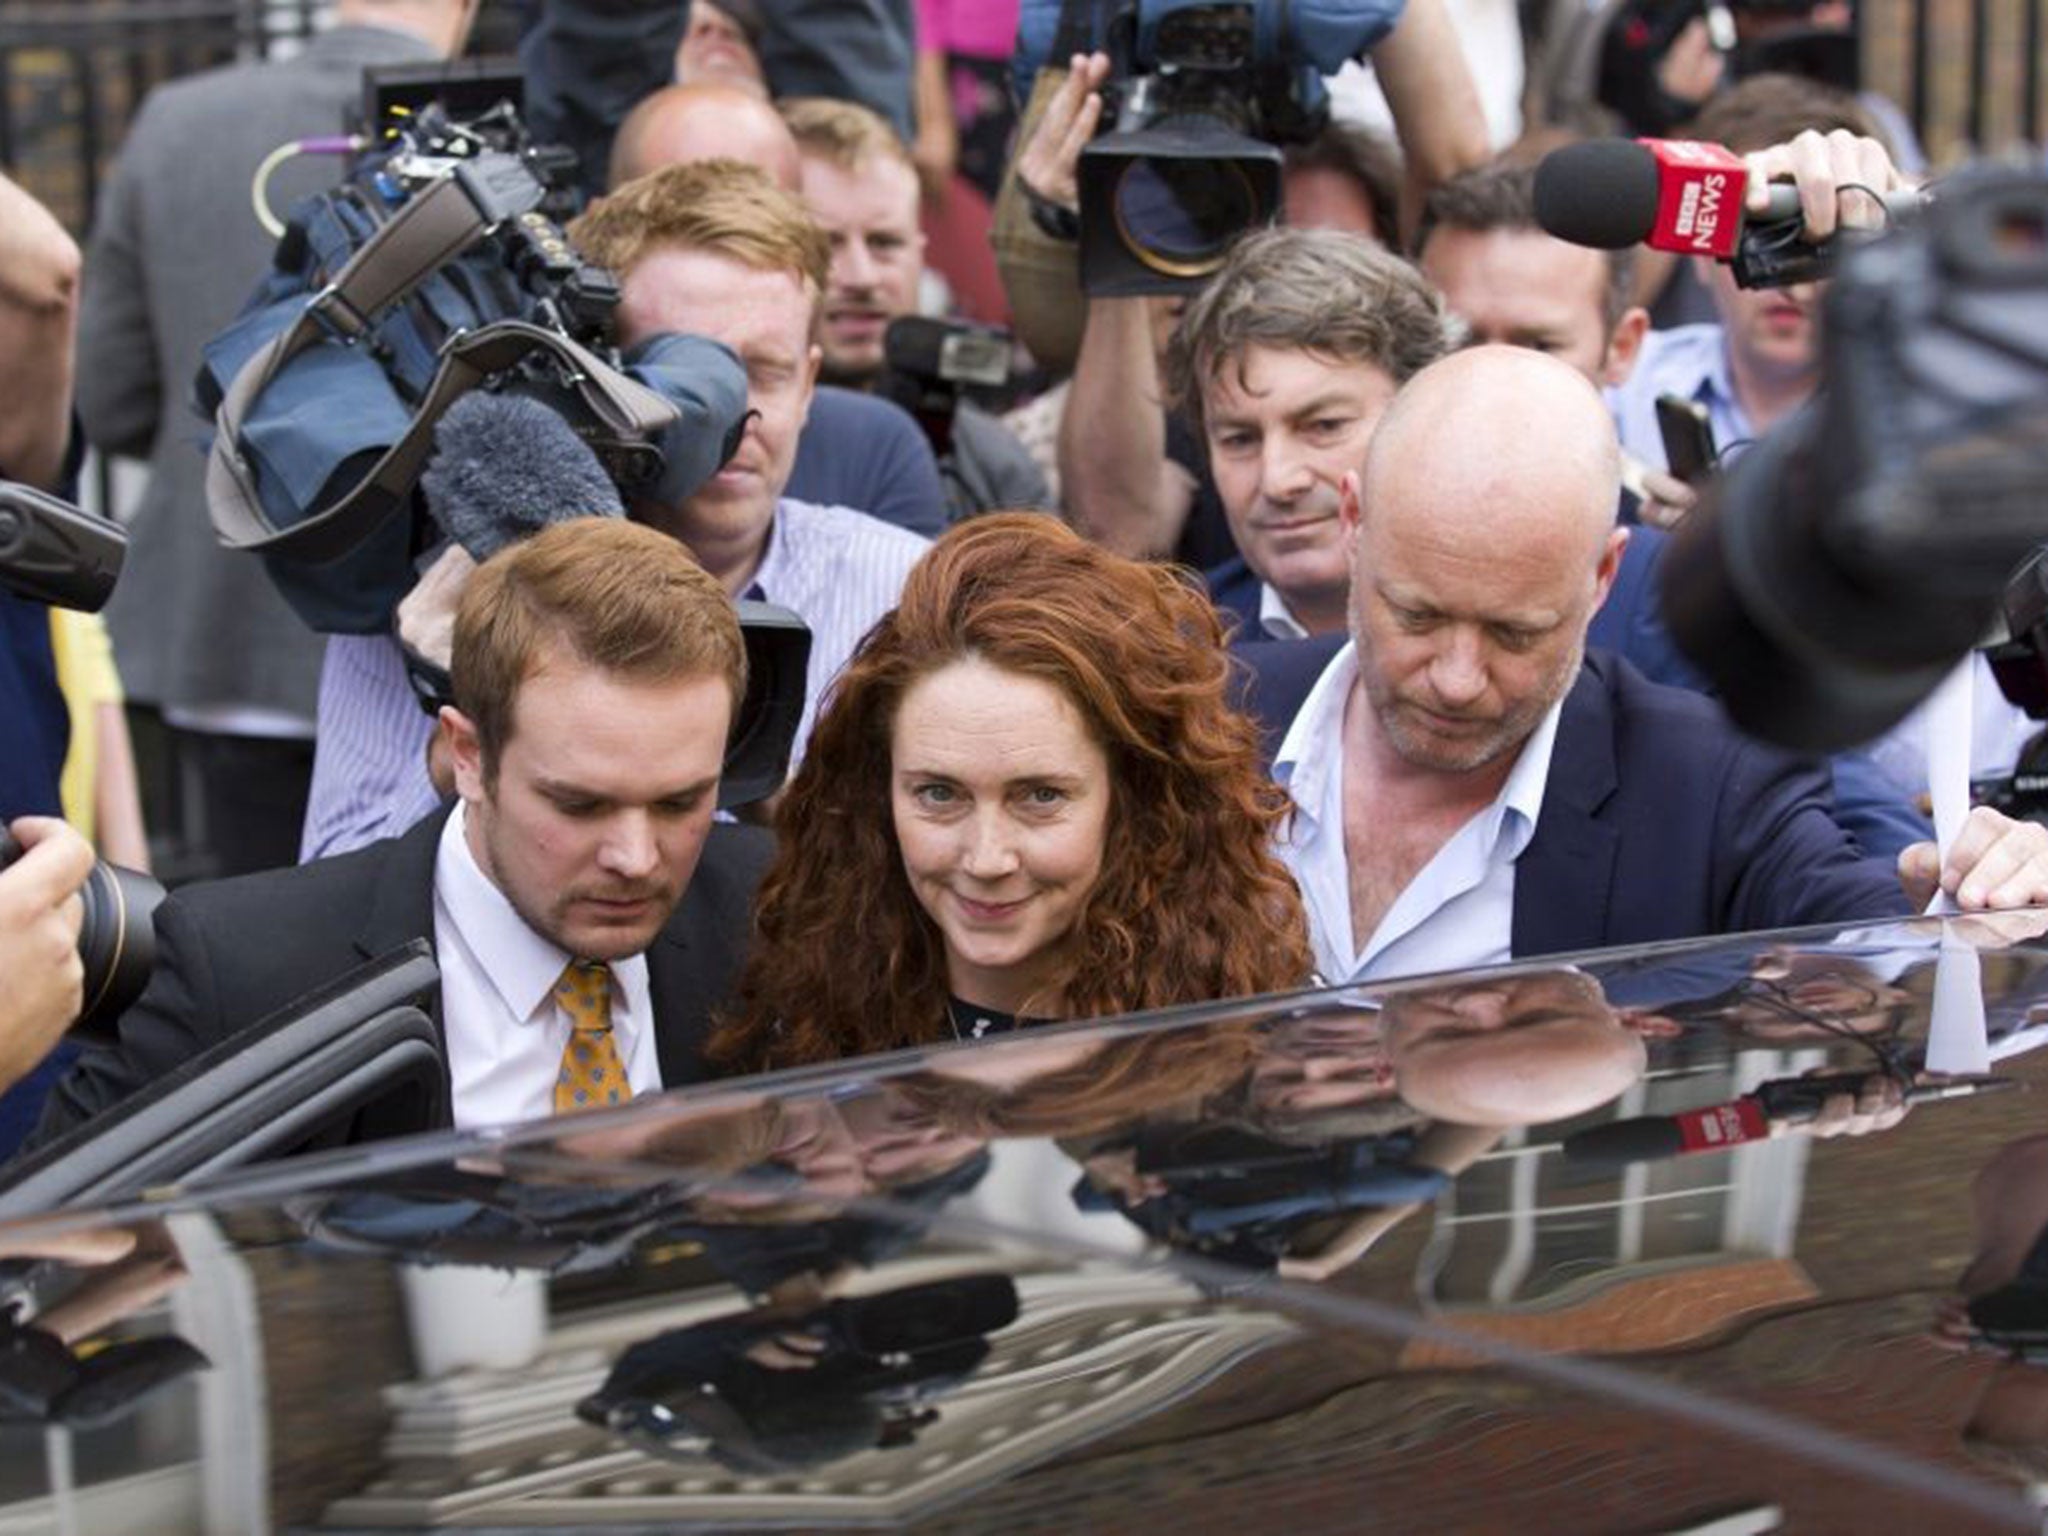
top-left (553, 961), bottom-right (630, 1114)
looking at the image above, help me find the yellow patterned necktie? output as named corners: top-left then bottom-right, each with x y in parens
top-left (553, 961), bottom-right (632, 1114)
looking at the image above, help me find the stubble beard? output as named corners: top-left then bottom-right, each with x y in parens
top-left (1365, 638), bottom-right (1586, 777)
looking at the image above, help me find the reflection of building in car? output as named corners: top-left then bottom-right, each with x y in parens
top-left (319, 1262), bottom-right (1298, 1528)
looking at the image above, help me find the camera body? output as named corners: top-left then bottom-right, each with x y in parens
top-left (0, 481), bottom-right (126, 614)
top-left (200, 64), bottom-right (748, 637)
top-left (1017, 0), bottom-right (1402, 294)
top-left (879, 316), bottom-right (1014, 459)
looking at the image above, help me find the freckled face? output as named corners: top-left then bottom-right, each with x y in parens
top-left (890, 658), bottom-right (1112, 1016)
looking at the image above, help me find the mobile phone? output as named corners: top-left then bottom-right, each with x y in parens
top-left (1656, 394), bottom-right (1719, 487)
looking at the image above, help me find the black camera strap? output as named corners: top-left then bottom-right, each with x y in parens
top-left (206, 175), bottom-right (677, 565)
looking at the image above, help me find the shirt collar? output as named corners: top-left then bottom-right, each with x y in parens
top-left (1257, 583), bottom-right (1310, 642)
top-left (434, 803), bottom-right (650, 1025)
top-left (1273, 640), bottom-right (1563, 851)
top-left (1698, 335), bottom-right (1740, 419)
top-left (740, 501), bottom-right (793, 605)
top-left (1493, 691), bottom-right (1564, 858)
top-left (1273, 640), bottom-right (1358, 827)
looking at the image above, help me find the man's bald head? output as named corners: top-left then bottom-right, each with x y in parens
top-left (1362, 346), bottom-right (1619, 570)
top-left (610, 84), bottom-right (802, 192)
top-left (1384, 972), bottom-right (1646, 1127)
top-left (1340, 346), bottom-right (1629, 777)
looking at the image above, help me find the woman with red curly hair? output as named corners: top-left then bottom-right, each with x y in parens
top-left (709, 513), bottom-right (1312, 1073)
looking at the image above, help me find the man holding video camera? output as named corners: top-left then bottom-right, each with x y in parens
top-left (0, 167), bottom-right (97, 1101)
top-left (302, 158), bottom-right (929, 859)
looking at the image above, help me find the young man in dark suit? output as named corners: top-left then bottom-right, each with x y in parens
top-left (40, 520), bottom-right (771, 1145)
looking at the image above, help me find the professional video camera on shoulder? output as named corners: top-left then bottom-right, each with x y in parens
top-left (199, 61), bottom-right (749, 637)
top-left (1016, 0), bottom-right (1403, 295)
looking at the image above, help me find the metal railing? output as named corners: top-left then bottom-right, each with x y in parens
top-left (0, 0), bottom-right (523, 234)
top-left (0, 1), bottom-right (325, 231)
top-left (1860, 0), bottom-right (2043, 163)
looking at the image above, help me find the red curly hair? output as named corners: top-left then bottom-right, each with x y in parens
top-left (709, 513), bottom-right (1312, 1072)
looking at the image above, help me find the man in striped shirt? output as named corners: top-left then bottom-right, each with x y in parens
top-left (300, 160), bottom-right (930, 860)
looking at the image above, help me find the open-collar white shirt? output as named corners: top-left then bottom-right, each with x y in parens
top-left (1257, 582), bottom-right (1310, 641)
top-left (1272, 641), bottom-right (1564, 984)
top-left (431, 803), bottom-right (659, 1128)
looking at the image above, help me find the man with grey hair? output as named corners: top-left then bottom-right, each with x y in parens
top-left (1163, 228), bottom-right (1453, 640)
top-left (1255, 345), bottom-right (2048, 983)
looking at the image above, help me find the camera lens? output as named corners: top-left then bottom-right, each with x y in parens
top-left (0, 828), bottom-right (164, 1048)
top-left (1112, 156), bottom-right (1262, 278)
top-left (73, 862), bottom-right (163, 1044)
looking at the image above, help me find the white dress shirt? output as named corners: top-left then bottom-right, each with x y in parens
top-left (431, 803), bottom-right (660, 1128)
top-left (1272, 641), bottom-right (1563, 983)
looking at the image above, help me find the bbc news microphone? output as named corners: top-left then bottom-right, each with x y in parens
top-left (1560, 1072), bottom-right (2018, 1167)
top-left (1533, 127), bottom-right (1916, 287)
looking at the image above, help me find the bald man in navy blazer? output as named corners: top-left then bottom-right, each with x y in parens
top-left (1241, 348), bottom-right (2048, 986)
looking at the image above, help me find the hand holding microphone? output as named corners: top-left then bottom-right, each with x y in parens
top-left (397, 391), bottom-right (630, 699)
top-left (1534, 128), bottom-right (1918, 287)
top-left (1561, 1071), bottom-right (2017, 1166)
top-left (1743, 127), bottom-right (1914, 244)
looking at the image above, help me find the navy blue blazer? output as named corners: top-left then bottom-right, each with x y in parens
top-left (1232, 643), bottom-right (1911, 960)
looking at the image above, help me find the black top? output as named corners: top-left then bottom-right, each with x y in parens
top-left (944, 998), bottom-right (1056, 1042)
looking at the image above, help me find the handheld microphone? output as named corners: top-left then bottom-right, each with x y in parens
top-left (1533, 138), bottom-right (1924, 288)
top-left (1561, 1073), bottom-right (2016, 1167)
top-left (419, 391), bottom-right (625, 561)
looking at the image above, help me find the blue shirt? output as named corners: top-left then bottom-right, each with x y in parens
top-left (0, 592), bottom-right (66, 820)
top-left (0, 436), bottom-right (76, 818)
top-left (1606, 323), bottom-right (1757, 472)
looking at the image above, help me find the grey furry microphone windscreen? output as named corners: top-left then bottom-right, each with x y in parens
top-left (420, 391), bottom-right (625, 560)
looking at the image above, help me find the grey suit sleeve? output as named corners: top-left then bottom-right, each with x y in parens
top-left (33, 895), bottom-right (224, 1144)
top-left (75, 100), bottom-right (166, 460)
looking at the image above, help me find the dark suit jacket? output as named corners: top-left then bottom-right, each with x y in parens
top-left (39, 811), bottom-right (773, 1147)
top-left (1232, 642), bottom-right (1911, 960)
